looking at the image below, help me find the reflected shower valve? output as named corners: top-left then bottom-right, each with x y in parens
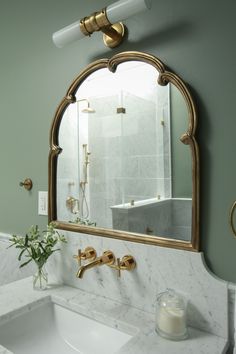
top-left (66, 196), bottom-right (79, 214)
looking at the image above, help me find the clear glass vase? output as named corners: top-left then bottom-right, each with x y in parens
top-left (33, 264), bottom-right (48, 291)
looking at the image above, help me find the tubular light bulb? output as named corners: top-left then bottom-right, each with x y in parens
top-left (52, 21), bottom-right (85, 48)
top-left (106, 0), bottom-right (152, 24)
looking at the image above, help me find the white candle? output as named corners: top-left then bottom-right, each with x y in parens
top-left (155, 289), bottom-right (188, 340)
top-left (156, 306), bottom-right (186, 336)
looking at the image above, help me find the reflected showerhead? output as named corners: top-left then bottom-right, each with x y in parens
top-left (77, 98), bottom-right (96, 113)
top-left (82, 104), bottom-right (95, 114)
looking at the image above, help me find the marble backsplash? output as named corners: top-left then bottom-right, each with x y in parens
top-left (45, 231), bottom-right (229, 342)
top-left (1, 230), bottom-right (234, 352)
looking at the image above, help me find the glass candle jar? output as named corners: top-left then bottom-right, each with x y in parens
top-left (155, 289), bottom-right (188, 340)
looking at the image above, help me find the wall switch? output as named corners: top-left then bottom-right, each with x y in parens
top-left (38, 191), bottom-right (48, 215)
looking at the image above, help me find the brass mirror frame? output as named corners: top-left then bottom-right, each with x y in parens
top-left (230, 201), bottom-right (236, 237)
top-left (48, 51), bottom-right (200, 252)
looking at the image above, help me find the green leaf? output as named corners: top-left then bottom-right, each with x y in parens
top-left (30, 246), bottom-right (37, 259)
top-left (7, 244), bottom-right (14, 249)
top-left (18, 248), bottom-right (27, 261)
top-left (24, 234), bottom-right (29, 247)
top-left (19, 259), bottom-right (32, 268)
top-left (39, 243), bottom-right (46, 253)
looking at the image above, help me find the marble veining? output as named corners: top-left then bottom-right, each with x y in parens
top-left (0, 278), bottom-right (228, 354)
top-left (0, 230), bottom-right (232, 352)
top-left (47, 231), bottom-right (228, 340)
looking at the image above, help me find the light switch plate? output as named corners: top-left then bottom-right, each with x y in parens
top-left (38, 191), bottom-right (48, 215)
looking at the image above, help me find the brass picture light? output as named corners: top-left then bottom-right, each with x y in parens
top-left (52, 0), bottom-right (152, 49)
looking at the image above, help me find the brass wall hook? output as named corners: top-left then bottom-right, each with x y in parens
top-left (19, 178), bottom-right (33, 191)
top-left (73, 247), bottom-right (97, 266)
top-left (230, 201), bottom-right (236, 237)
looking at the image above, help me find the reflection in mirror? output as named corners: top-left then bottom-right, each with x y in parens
top-left (50, 52), bottom-right (199, 251)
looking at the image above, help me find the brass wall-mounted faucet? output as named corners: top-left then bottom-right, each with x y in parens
top-left (73, 247), bottom-right (136, 279)
top-left (76, 250), bottom-right (115, 279)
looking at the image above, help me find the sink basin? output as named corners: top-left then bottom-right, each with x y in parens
top-left (0, 301), bottom-right (133, 354)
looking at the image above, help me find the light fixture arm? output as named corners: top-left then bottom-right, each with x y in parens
top-left (79, 8), bottom-right (125, 48)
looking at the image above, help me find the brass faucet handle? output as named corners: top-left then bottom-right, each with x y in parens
top-left (83, 247), bottom-right (97, 261)
top-left (73, 247), bottom-right (97, 266)
top-left (119, 255), bottom-right (136, 271)
top-left (101, 250), bottom-right (115, 265)
top-left (73, 249), bottom-right (82, 266)
top-left (117, 257), bottom-right (121, 277)
top-left (109, 255), bottom-right (136, 277)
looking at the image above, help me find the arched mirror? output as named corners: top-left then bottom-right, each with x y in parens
top-left (49, 51), bottom-right (199, 251)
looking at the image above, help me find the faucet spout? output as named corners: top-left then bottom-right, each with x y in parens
top-left (76, 250), bottom-right (115, 279)
top-left (77, 258), bottom-right (103, 278)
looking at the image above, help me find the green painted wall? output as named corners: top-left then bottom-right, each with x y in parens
top-left (0, 0), bottom-right (236, 282)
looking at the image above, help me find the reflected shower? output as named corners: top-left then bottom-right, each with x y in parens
top-left (80, 144), bottom-right (91, 220)
top-left (77, 98), bottom-right (95, 221)
top-left (77, 98), bottom-right (96, 113)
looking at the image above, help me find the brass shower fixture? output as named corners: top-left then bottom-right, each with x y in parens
top-left (80, 143), bottom-right (91, 186)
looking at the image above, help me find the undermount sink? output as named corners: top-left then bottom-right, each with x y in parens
top-left (0, 301), bottom-right (133, 354)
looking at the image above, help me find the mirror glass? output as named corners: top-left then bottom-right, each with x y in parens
top-left (49, 52), bottom-right (199, 251)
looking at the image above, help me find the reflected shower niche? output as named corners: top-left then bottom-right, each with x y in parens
top-left (56, 60), bottom-right (192, 242)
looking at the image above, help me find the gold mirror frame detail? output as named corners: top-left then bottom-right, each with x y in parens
top-left (48, 51), bottom-right (200, 252)
top-left (230, 201), bottom-right (236, 237)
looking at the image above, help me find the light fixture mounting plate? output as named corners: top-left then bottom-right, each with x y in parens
top-left (103, 22), bottom-right (125, 48)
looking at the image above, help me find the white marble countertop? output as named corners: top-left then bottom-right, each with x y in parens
top-left (0, 277), bottom-right (228, 354)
